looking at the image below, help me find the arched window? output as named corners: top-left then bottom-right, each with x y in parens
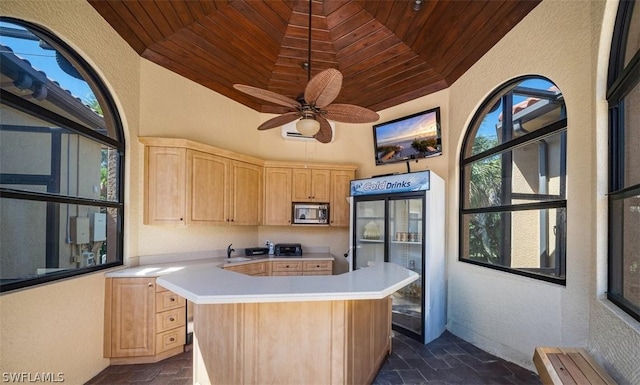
top-left (0, 18), bottom-right (124, 292)
top-left (459, 76), bottom-right (567, 284)
top-left (607, 0), bottom-right (640, 322)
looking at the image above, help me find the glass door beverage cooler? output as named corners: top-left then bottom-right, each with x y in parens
top-left (349, 171), bottom-right (445, 344)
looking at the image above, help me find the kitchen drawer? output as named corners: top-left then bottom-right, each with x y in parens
top-left (302, 260), bottom-right (332, 272)
top-left (156, 325), bottom-right (186, 354)
top-left (271, 261), bottom-right (302, 273)
top-left (156, 308), bottom-right (186, 333)
top-left (156, 291), bottom-right (185, 313)
top-left (224, 261), bottom-right (267, 276)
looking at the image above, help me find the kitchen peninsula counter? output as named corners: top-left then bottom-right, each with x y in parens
top-left (157, 260), bottom-right (416, 304)
top-left (157, 262), bottom-right (417, 385)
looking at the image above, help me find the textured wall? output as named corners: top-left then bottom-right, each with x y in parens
top-left (589, 0), bottom-right (640, 383)
top-left (0, 0), bottom-right (141, 383)
top-left (447, 0), bottom-right (640, 382)
top-left (447, 0), bottom-right (594, 368)
top-left (254, 89), bottom-right (450, 182)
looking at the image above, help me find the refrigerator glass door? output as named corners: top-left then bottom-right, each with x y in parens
top-left (388, 197), bottom-right (423, 337)
top-left (354, 199), bottom-right (385, 269)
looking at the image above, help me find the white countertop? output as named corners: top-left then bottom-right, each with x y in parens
top-left (105, 253), bottom-right (335, 278)
top-left (156, 262), bottom-right (418, 304)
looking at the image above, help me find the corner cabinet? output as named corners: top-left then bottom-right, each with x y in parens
top-left (188, 153), bottom-right (262, 225)
top-left (142, 138), bottom-right (263, 226)
top-left (104, 277), bottom-right (186, 364)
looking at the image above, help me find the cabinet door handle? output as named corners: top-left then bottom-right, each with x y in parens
top-left (180, 218), bottom-right (183, 221)
top-left (170, 297), bottom-right (175, 302)
top-left (169, 337), bottom-right (175, 342)
top-left (169, 317), bottom-right (175, 322)
top-left (148, 283), bottom-right (153, 287)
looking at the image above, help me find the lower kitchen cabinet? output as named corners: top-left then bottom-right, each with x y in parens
top-left (302, 260), bottom-right (333, 275)
top-left (104, 277), bottom-right (186, 364)
top-left (223, 261), bottom-right (268, 276)
top-left (224, 259), bottom-right (332, 276)
top-left (271, 261), bottom-right (303, 276)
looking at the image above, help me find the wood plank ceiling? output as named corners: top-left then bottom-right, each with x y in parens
top-left (88, 0), bottom-right (540, 114)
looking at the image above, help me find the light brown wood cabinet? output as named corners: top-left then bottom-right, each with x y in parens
top-left (223, 261), bottom-right (268, 276)
top-left (193, 296), bottom-right (391, 385)
top-left (271, 260), bottom-right (303, 276)
top-left (144, 145), bottom-right (262, 226)
top-left (302, 260), bottom-right (333, 275)
top-left (141, 138), bottom-right (355, 228)
top-left (187, 150), bottom-right (228, 225)
top-left (104, 277), bottom-right (186, 364)
top-left (229, 160), bottom-right (263, 225)
top-left (330, 170), bottom-right (355, 227)
top-left (224, 259), bottom-right (332, 276)
top-left (263, 167), bottom-right (292, 226)
top-left (291, 168), bottom-right (331, 202)
top-left (264, 162), bottom-right (355, 227)
top-left (144, 147), bottom-right (187, 225)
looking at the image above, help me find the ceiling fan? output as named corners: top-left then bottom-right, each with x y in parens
top-left (232, 1), bottom-right (379, 144)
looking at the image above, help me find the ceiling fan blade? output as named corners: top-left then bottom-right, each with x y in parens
top-left (234, 84), bottom-right (300, 109)
top-left (314, 115), bottom-right (333, 143)
top-left (304, 68), bottom-right (342, 108)
top-left (323, 104), bottom-right (380, 123)
top-left (257, 112), bottom-right (300, 131)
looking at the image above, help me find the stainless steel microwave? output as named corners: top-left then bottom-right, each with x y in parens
top-left (292, 203), bottom-right (329, 224)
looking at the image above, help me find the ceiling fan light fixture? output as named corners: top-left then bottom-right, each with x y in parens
top-left (296, 115), bottom-right (320, 136)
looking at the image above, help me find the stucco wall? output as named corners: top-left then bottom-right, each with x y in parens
top-left (254, 90), bottom-right (450, 182)
top-left (590, 0), bottom-right (640, 383)
top-left (447, 0), bottom-right (640, 382)
top-left (0, 0), bottom-right (140, 383)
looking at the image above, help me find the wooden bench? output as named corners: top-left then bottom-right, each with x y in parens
top-left (533, 347), bottom-right (617, 385)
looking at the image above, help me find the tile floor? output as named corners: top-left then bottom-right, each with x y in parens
top-left (86, 331), bottom-right (541, 385)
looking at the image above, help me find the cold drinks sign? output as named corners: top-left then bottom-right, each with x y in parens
top-left (350, 171), bottom-right (431, 196)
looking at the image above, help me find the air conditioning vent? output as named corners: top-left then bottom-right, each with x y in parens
top-left (281, 121), bottom-right (335, 142)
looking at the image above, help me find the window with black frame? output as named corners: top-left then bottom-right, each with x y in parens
top-left (459, 76), bottom-right (567, 284)
top-left (607, 0), bottom-right (640, 322)
top-left (0, 18), bottom-right (124, 292)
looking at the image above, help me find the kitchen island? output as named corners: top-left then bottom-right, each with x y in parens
top-left (157, 262), bottom-right (418, 385)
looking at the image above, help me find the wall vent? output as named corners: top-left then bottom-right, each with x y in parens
top-left (281, 120), bottom-right (335, 143)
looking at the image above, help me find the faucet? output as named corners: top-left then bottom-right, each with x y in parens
top-left (227, 243), bottom-right (235, 258)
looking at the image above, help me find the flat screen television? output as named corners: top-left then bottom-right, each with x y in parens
top-left (373, 107), bottom-right (442, 165)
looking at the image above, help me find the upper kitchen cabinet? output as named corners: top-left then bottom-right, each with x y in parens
top-left (264, 167), bottom-right (292, 226)
top-left (292, 169), bottom-right (331, 202)
top-left (144, 146), bottom-right (187, 225)
top-left (264, 161), bottom-right (357, 227)
top-left (187, 150), bottom-right (228, 225)
top-left (228, 161), bottom-right (262, 225)
top-left (141, 138), bottom-right (264, 226)
top-left (330, 170), bottom-right (355, 227)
